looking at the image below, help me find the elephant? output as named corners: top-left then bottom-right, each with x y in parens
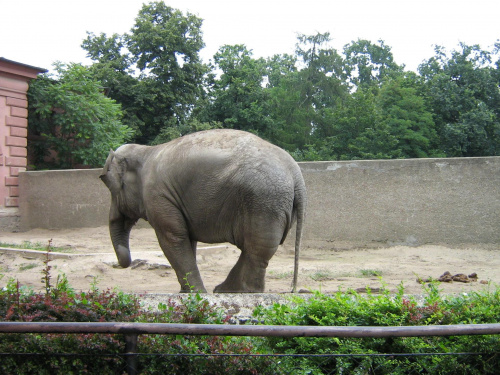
top-left (100, 129), bottom-right (306, 293)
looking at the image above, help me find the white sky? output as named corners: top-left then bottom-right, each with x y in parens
top-left (1, 0), bottom-right (499, 73)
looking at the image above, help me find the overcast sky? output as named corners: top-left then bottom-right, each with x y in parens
top-left (1, 0), bottom-right (499, 73)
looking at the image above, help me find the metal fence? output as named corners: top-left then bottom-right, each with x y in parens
top-left (2, 322), bottom-right (500, 374)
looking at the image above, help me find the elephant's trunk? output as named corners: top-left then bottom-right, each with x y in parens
top-left (109, 203), bottom-right (136, 268)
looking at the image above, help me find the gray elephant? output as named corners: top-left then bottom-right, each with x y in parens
top-left (100, 129), bottom-right (306, 293)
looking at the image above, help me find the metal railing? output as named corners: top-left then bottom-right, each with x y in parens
top-left (2, 322), bottom-right (500, 374)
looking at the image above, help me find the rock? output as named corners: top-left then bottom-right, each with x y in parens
top-left (418, 271), bottom-right (483, 285)
top-left (131, 259), bottom-right (148, 269)
top-left (452, 273), bottom-right (470, 283)
top-left (147, 263), bottom-right (171, 270)
top-left (438, 271), bottom-right (453, 282)
top-left (468, 273), bottom-right (478, 281)
top-left (220, 302), bottom-right (241, 315)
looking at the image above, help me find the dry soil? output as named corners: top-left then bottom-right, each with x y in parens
top-left (1, 226), bottom-right (499, 296)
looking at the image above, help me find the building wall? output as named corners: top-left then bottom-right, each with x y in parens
top-left (0, 58), bottom-right (45, 209)
top-left (18, 157), bottom-right (500, 247)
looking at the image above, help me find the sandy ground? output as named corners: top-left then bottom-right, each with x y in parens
top-left (1, 226), bottom-right (499, 296)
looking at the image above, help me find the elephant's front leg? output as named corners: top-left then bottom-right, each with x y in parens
top-left (155, 230), bottom-right (207, 293)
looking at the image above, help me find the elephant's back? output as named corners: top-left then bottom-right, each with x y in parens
top-left (147, 129), bottom-right (303, 190)
top-left (174, 130), bottom-right (297, 170)
top-left (167, 129), bottom-right (279, 154)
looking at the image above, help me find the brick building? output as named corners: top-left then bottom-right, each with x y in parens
top-left (0, 58), bottom-right (46, 224)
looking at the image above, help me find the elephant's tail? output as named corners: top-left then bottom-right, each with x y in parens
top-left (292, 181), bottom-right (307, 293)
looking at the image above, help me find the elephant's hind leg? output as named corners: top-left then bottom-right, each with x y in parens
top-left (214, 214), bottom-right (286, 293)
top-left (213, 244), bottom-right (278, 293)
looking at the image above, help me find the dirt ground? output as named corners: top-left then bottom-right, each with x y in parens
top-left (1, 226), bottom-right (499, 296)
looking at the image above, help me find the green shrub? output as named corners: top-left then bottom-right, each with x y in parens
top-left (27, 62), bottom-right (133, 169)
top-left (253, 282), bottom-right (500, 374)
top-left (1, 267), bottom-right (500, 374)
top-left (0, 275), bottom-right (268, 374)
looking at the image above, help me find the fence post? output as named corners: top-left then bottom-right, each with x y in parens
top-left (124, 333), bottom-right (139, 375)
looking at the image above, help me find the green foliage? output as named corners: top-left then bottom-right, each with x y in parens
top-left (2, 264), bottom-right (500, 374)
top-left (18, 263), bottom-right (38, 271)
top-left (266, 33), bottom-right (350, 152)
top-left (419, 43), bottom-right (500, 157)
top-left (376, 77), bottom-right (442, 158)
top-left (82, 31), bottom-right (146, 135)
top-left (201, 44), bottom-right (274, 137)
top-left (83, 1), bottom-right (208, 145)
top-left (343, 39), bottom-right (403, 88)
top-left (309, 269), bottom-right (336, 281)
top-left (28, 62), bottom-right (133, 169)
top-left (254, 283), bottom-right (500, 374)
top-left (0, 258), bottom-right (267, 374)
top-left (78, 2), bottom-right (500, 160)
top-left (149, 118), bottom-right (222, 145)
top-left (359, 269), bottom-right (383, 277)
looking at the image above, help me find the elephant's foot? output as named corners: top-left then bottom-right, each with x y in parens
top-left (213, 284), bottom-right (253, 293)
top-left (213, 278), bottom-right (265, 293)
top-left (214, 251), bottom-right (270, 292)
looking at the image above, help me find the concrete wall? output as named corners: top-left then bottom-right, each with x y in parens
top-left (18, 157), bottom-right (500, 247)
top-left (19, 169), bottom-right (110, 230)
top-left (299, 157), bottom-right (499, 248)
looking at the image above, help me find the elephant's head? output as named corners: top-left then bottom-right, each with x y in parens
top-left (100, 146), bottom-right (145, 268)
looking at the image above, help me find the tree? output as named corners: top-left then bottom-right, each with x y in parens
top-left (82, 1), bottom-right (208, 144)
top-left (202, 45), bottom-right (273, 135)
top-left (419, 43), bottom-right (500, 156)
top-left (376, 78), bottom-right (440, 158)
top-left (82, 32), bottom-right (145, 135)
top-left (294, 33), bottom-right (348, 112)
top-left (266, 70), bottom-right (314, 150)
top-left (326, 87), bottom-right (386, 159)
top-left (442, 102), bottom-right (499, 156)
top-left (28, 63), bottom-right (133, 169)
top-left (265, 53), bottom-right (297, 88)
top-left (343, 39), bottom-right (403, 88)
top-left (266, 33), bottom-right (349, 152)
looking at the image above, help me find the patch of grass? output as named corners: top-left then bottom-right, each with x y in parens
top-left (19, 263), bottom-right (38, 271)
top-left (359, 269), bottom-right (383, 277)
top-left (309, 269), bottom-right (336, 281)
top-left (268, 270), bottom-right (293, 279)
top-left (0, 241), bottom-right (72, 253)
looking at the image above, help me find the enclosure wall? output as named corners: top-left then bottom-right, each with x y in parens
top-left (18, 157), bottom-right (500, 247)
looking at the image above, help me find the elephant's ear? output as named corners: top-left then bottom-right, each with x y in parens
top-left (100, 149), bottom-right (115, 180)
top-left (100, 149), bottom-right (127, 194)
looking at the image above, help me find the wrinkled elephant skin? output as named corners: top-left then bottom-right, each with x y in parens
top-left (100, 129), bottom-right (306, 293)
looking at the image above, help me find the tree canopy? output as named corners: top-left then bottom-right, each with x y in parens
top-left (28, 63), bottom-right (133, 169)
top-left (82, 1), bottom-right (209, 145)
top-left (30, 1), bottom-right (500, 168)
